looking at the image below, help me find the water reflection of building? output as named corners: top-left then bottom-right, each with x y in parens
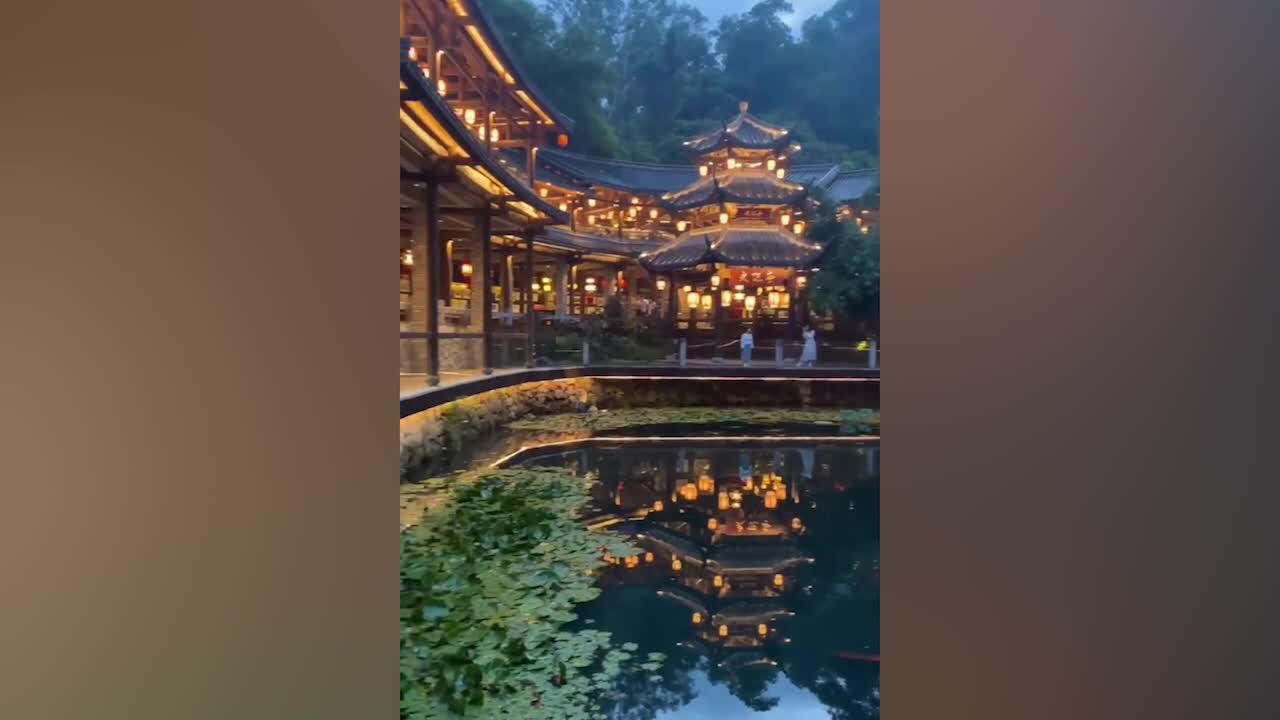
top-left (575, 445), bottom-right (878, 669)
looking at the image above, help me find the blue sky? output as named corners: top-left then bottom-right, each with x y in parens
top-left (695, 0), bottom-right (830, 29)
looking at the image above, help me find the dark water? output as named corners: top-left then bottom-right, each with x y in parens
top-left (513, 442), bottom-right (880, 719)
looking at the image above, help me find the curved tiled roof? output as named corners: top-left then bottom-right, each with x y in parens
top-left (827, 169), bottom-right (878, 205)
top-left (456, 0), bottom-right (575, 133)
top-left (540, 225), bottom-right (668, 258)
top-left (639, 225), bottom-right (823, 272)
top-left (536, 148), bottom-right (841, 197)
top-left (537, 148), bottom-right (696, 195)
top-left (683, 109), bottom-right (791, 154)
top-left (661, 172), bottom-right (806, 211)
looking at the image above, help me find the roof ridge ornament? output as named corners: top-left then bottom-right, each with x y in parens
top-left (739, 100), bottom-right (749, 113)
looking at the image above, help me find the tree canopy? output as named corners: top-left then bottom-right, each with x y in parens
top-left (477, 0), bottom-right (880, 167)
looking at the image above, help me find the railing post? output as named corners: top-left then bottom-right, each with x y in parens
top-left (775, 339), bottom-right (784, 368)
top-left (582, 338), bottom-right (590, 366)
top-left (679, 337), bottom-right (687, 368)
top-left (869, 340), bottom-right (879, 370)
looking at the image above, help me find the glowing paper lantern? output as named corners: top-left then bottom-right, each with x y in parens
top-left (757, 624), bottom-right (768, 637)
top-left (718, 492), bottom-right (730, 510)
top-left (773, 574), bottom-right (785, 587)
top-left (713, 575), bottom-right (724, 588)
top-left (463, 107), bottom-right (476, 124)
top-left (708, 518), bottom-right (718, 531)
top-left (644, 552), bottom-right (655, 564)
top-left (719, 625), bottom-right (729, 637)
top-left (791, 517), bottom-right (803, 531)
top-left (692, 612), bottom-right (703, 625)
top-left (672, 557), bottom-right (683, 572)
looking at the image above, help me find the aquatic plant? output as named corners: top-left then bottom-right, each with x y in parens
top-left (509, 407), bottom-right (881, 435)
top-left (401, 467), bottom-right (662, 719)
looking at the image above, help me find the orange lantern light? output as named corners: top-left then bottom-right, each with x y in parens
top-left (719, 624), bottom-right (729, 638)
top-left (692, 612), bottom-right (703, 625)
top-left (672, 557), bottom-right (683, 572)
top-left (773, 574), bottom-right (784, 587)
top-left (644, 552), bottom-right (655, 564)
top-left (708, 518), bottom-right (719, 531)
top-left (764, 490), bottom-right (778, 509)
top-left (791, 517), bottom-right (802, 531)
top-left (653, 500), bottom-right (664, 512)
top-left (557, 133), bottom-right (569, 147)
top-left (718, 492), bottom-right (730, 510)
top-left (713, 575), bottom-right (724, 588)
top-left (698, 475), bottom-right (715, 494)
top-left (757, 624), bottom-right (768, 637)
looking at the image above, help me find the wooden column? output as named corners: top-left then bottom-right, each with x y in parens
top-left (424, 182), bottom-right (442, 386)
top-left (501, 251), bottom-right (514, 318)
top-left (787, 275), bottom-right (799, 344)
top-left (479, 210), bottom-right (493, 374)
top-left (712, 278), bottom-right (723, 363)
top-left (524, 230), bottom-right (537, 368)
top-left (667, 273), bottom-right (678, 335)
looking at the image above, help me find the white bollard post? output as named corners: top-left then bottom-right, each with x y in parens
top-left (869, 340), bottom-right (878, 370)
top-left (775, 339), bottom-right (784, 368)
top-left (582, 339), bottom-right (590, 366)
top-left (679, 337), bottom-right (687, 367)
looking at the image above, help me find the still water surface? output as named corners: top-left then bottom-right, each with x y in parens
top-left (513, 442), bottom-right (880, 719)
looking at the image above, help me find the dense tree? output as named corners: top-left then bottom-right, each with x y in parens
top-left (806, 193), bottom-right (880, 337)
top-left (475, 0), bottom-right (880, 165)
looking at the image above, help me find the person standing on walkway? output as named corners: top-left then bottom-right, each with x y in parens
top-left (740, 327), bottom-right (755, 366)
top-left (800, 325), bottom-right (818, 367)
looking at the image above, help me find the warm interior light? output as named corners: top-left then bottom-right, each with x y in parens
top-left (631, 197), bottom-right (640, 205)
top-left (628, 207), bottom-right (637, 218)
top-left (460, 262), bottom-right (473, 277)
top-left (558, 202), bottom-right (568, 212)
top-left (700, 295), bottom-right (712, 311)
top-left (649, 208), bottom-right (658, 219)
top-left (692, 612), bottom-right (703, 625)
top-left (776, 168), bottom-right (785, 179)
top-left (745, 295), bottom-right (758, 312)
top-left (773, 574), bottom-right (784, 587)
top-left (708, 518), bottom-right (718, 530)
top-left (587, 197), bottom-right (596, 207)
top-left (719, 212), bottom-right (729, 224)
top-left (721, 290), bottom-right (732, 306)
top-left (402, 249), bottom-right (413, 266)
top-left (437, 79), bottom-right (447, 95)
top-left (796, 276), bottom-right (807, 288)
top-left (699, 165), bottom-right (709, 177)
top-left (780, 213), bottom-right (791, 226)
top-left (719, 624), bottom-right (729, 637)
top-left (733, 291), bottom-right (745, 301)
top-left (718, 492), bottom-right (730, 510)
top-left (489, 127), bottom-right (500, 143)
top-left (539, 187), bottom-right (548, 197)
top-left (672, 557), bottom-right (683, 571)
top-left (587, 215), bottom-right (595, 225)
top-left (767, 158), bottom-right (776, 171)
top-left (757, 624), bottom-right (768, 637)
top-left (644, 552), bottom-right (655, 564)
top-left (676, 220), bottom-right (687, 232)
top-left (713, 575), bottom-right (724, 588)
top-left (791, 517), bottom-right (802, 530)
top-left (861, 226), bottom-right (870, 234)
top-left (710, 275), bottom-right (721, 288)
top-left (683, 285), bottom-right (693, 293)
top-left (625, 555), bottom-right (639, 569)
top-left (463, 107), bottom-right (476, 125)
top-left (794, 221), bottom-right (805, 234)
top-left (653, 500), bottom-right (664, 512)
top-left (727, 158), bottom-right (737, 169)
top-left (686, 292), bottom-right (700, 308)
top-left (655, 278), bottom-right (668, 291)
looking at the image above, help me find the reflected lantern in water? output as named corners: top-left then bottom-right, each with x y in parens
top-left (791, 517), bottom-right (803, 531)
top-left (698, 474), bottom-right (714, 494)
top-left (713, 575), bottom-right (724, 588)
top-left (707, 518), bottom-right (719, 531)
top-left (718, 492), bottom-right (730, 510)
top-left (652, 500), bottom-right (664, 512)
top-left (644, 552), bottom-right (655, 564)
top-left (757, 624), bottom-right (768, 637)
top-left (773, 573), bottom-right (785, 588)
top-left (680, 483), bottom-right (698, 502)
top-left (719, 624), bottom-right (729, 638)
top-left (671, 557), bottom-right (683, 572)
top-left (764, 490), bottom-right (778, 509)
top-left (625, 555), bottom-right (639, 569)
top-left (692, 612), bottom-right (703, 625)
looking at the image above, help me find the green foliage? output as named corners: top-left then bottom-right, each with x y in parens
top-left (475, 0), bottom-right (880, 165)
top-left (508, 406), bottom-right (880, 434)
top-left (808, 205), bottom-right (879, 337)
top-left (401, 467), bottom-right (661, 718)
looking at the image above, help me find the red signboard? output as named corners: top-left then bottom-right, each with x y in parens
top-left (736, 207), bottom-right (771, 221)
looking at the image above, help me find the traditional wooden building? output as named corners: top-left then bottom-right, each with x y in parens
top-left (399, 1), bottom-right (877, 389)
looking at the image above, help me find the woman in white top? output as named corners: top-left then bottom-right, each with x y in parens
top-left (739, 327), bottom-right (755, 366)
top-left (800, 325), bottom-right (817, 367)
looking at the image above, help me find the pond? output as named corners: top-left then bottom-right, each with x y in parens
top-left (509, 441), bottom-right (880, 719)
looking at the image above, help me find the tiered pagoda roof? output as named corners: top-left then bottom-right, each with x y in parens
top-left (639, 225), bottom-right (823, 272)
top-left (683, 104), bottom-right (793, 154)
top-left (660, 172), bottom-right (806, 211)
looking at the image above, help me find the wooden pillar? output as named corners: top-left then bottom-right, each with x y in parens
top-left (501, 251), bottom-right (514, 317)
top-left (667, 273), bottom-right (678, 335)
top-left (712, 277), bottom-right (724, 363)
top-left (479, 210), bottom-right (493, 374)
top-left (787, 275), bottom-right (799, 344)
top-left (424, 182), bottom-right (442, 386)
top-left (524, 230), bottom-right (537, 368)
